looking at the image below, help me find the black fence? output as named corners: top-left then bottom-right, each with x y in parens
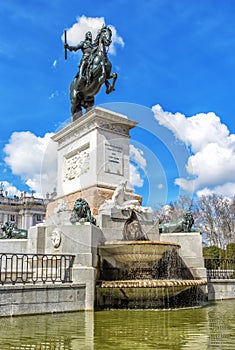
top-left (204, 258), bottom-right (235, 279)
top-left (0, 253), bottom-right (75, 285)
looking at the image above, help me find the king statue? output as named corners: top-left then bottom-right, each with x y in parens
top-left (64, 25), bottom-right (117, 121)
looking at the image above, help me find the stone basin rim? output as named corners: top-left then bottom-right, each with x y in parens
top-left (100, 279), bottom-right (207, 288)
top-left (101, 240), bottom-right (181, 248)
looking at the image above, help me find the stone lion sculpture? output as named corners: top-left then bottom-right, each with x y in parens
top-left (70, 198), bottom-right (96, 225)
top-left (159, 212), bottom-right (199, 233)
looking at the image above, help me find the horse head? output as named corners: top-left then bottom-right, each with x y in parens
top-left (94, 25), bottom-right (112, 48)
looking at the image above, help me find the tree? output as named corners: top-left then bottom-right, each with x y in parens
top-left (195, 194), bottom-right (235, 249)
top-left (226, 243), bottom-right (235, 259)
top-left (203, 246), bottom-right (224, 259)
top-left (153, 194), bottom-right (235, 249)
top-left (153, 195), bottom-right (194, 223)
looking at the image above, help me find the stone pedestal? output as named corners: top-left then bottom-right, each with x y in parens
top-left (27, 225), bottom-right (46, 254)
top-left (45, 222), bottom-right (104, 310)
top-left (160, 232), bottom-right (207, 279)
top-left (27, 221), bottom-right (104, 310)
top-left (45, 223), bottom-right (104, 266)
top-left (47, 107), bottom-right (138, 217)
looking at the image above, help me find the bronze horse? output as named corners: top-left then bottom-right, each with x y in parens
top-left (68, 26), bottom-right (117, 119)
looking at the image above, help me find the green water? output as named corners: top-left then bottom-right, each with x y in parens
top-left (1, 301), bottom-right (235, 349)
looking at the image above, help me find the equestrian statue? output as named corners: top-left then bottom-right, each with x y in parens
top-left (64, 25), bottom-right (117, 120)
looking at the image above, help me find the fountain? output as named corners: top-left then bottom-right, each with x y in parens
top-left (96, 184), bottom-right (207, 309)
top-left (97, 241), bottom-right (207, 308)
top-left (40, 26), bottom-right (209, 312)
top-left (42, 107), bottom-right (208, 312)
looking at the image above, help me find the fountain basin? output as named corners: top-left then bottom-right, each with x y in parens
top-left (99, 241), bottom-right (180, 264)
top-left (97, 240), bottom-right (208, 308)
top-left (98, 279), bottom-right (207, 300)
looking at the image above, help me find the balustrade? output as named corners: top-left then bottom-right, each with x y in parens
top-left (0, 253), bottom-right (75, 285)
top-left (204, 258), bottom-right (235, 279)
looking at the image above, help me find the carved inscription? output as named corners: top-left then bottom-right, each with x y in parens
top-left (105, 143), bottom-right (123, 175)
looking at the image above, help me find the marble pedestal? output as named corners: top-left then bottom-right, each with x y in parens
top-left (46, 222), bottom-right (104, 310)
top-left (160, 232), bottom-right (207, 279)
top-left (47, 107), bottom-right (139, 217)
top-left (27, 220), bottom-right (104, 310)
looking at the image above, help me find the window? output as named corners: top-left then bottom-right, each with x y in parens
top-left (10, 215), bottom-right (15, 222)
top-left (36, 215), bottom-right (42, 221)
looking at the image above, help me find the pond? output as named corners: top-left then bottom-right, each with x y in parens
top-left (1, 300), bottom-right (235, 349)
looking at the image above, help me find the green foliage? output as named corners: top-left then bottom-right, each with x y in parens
top-left (226, 243), bottom-right (235, 259)
top-left (203, 246), bottom-right (225, 259)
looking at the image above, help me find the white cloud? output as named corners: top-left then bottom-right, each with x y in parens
top-left (197, 183), bottom-right (235, 198)
top-left (130, 144), bottom-right (146, 170)
top-left (152, 104), bottom-right (232, 153)
top-left (130, 163), bottom-right (144, 188)
top-left (174, 178), bottom-right (196, 193)
top-left (63, 15), bottom-right (124, 55)
top-left (4, 131), bottom-right (57, 197)
top-left (129, 144), bottom-right (147, 188)
top-left (108, 24), bottom-right (125, 55)
top-left (0, 181), bottom-right (22, 197)
top-left (152, 104), bottom-right (235, 197)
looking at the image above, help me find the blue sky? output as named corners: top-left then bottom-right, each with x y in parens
top-left (1, 0), bottom-right (235, 208)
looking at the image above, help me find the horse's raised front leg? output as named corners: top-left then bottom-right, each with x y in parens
top-left (105, 73), bottom-right (117, 94)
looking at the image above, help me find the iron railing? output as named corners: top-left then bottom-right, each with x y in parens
top-left (0, 253), bottom-right (75, 285)
top-left (204, 258), bottom-right (235, 280)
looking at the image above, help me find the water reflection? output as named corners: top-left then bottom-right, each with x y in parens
top-left (0, 312), bottom-right (93, 350)
top-left (94, 307), bottom-right (209, 349)
top-left (1, 301), bottom-right (235, 349)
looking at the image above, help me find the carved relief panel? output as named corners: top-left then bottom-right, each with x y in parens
top-left (63, 144), bottom-right (90, 181)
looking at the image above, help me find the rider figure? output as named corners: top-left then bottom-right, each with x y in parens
top-left (64, 31), bottom-right (93, 83)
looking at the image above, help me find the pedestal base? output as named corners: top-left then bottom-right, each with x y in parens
top-left (160, 232), bottom-right (207, 279)
top-left (46, 185), bottom-right (142, 218)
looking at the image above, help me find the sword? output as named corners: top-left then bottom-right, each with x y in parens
top-left (64, 30), bottom-right (67, 60)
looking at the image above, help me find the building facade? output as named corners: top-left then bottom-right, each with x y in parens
top-left (0, 185), bottom-right (56, 233)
